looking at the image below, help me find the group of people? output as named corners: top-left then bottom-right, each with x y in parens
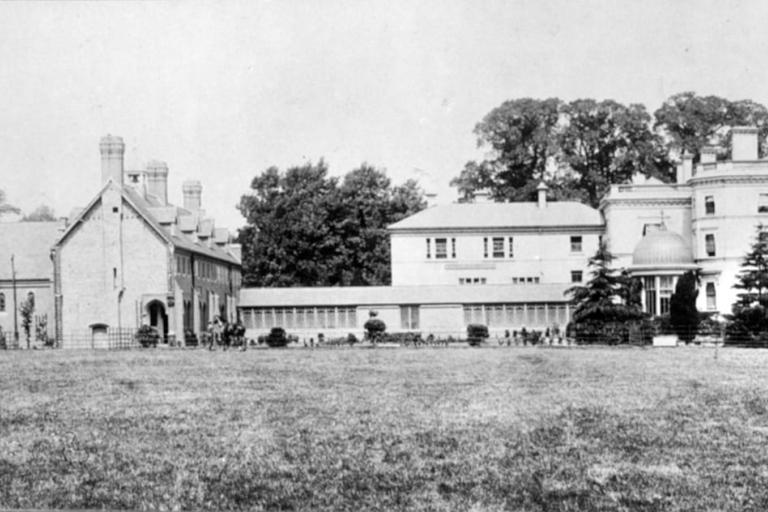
top-left (497, 327), bottom-right (567, 346)
top-left (204, 316), bottom-right (247, 350)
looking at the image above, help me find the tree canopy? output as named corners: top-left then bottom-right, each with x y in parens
top-left (454, 92), bottom-right (768, 207)
top-left (0, 189), bottom-right (20, 219)
top-left (237, 161), bottom-right (425, 287)
top-left (21, 204), bottom-right (56, 222)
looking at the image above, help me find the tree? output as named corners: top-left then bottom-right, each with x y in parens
top-left (559, 99), bottom-right (673, 207)
top-left (450, 98), bottom-right (562, 202)
top-left (19, 295), bottom-right (34, 350)
top-left (566, 241), bottom-right (643, 323)
top-left (728, 224), bottom-right (768, 341)
top-left (0, 189), bottom-right (20, 219)
top-left (669, 271), bottom-right (699, 344)
top-left (21, 204), bottom-right (56, 222)
top-left (238, 161), bottom-right (425, 287)
top-left (654, 92), bottom-right (768, 161)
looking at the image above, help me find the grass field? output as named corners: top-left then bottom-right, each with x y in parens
top-left (2, 346), bottom-right (768, 511)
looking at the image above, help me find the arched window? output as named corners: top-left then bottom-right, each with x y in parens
top-left (0, 292), bottom-right (5, 312)
top-left (27, 291), bottom-right (35, 309)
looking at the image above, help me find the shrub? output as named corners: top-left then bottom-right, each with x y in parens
top-left (466, 324), bottom-right (489, 346)
top-left (266, 327), bottom-right (290, 347)
top-left (136, 325), bottom-right (159, 348)
top-left (364, 318), bottom-right (386, 341)
top-left (378, 332), bottom-right (422, 344)
top-left (184, 329), bottom-right (198, 347)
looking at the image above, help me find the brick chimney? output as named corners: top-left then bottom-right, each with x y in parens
top-left (145, 160), bottom-right (169, 205)
top-left (99, 135), bottom-right (125, 185)
top-left (182, 180), bottom-right (202, 213)
top-left (732, 126), bottom-right (759, 161)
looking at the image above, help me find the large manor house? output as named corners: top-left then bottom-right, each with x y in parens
top-left (1, 126), bottom-right (767, 345)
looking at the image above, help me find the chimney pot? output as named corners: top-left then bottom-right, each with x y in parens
top-left (537, 182), bottom-right (548, 208)
top-left (146, 160), bottom-right (169, 205)
top-left (183, 180), bottom-right (203, 212)
top-left (99, 135), bottom-right (125, 185)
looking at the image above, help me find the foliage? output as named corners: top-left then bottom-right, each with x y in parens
top-left (0, 326), bottom-right (6, 350)
top-left (0, 189), bottom-right (20, 218)
top-left (728, 224), bottom-right (768, 342)
top-left (363, 316), bottom-right (386, 342)
top-left (19, 295), bottom-right (34, 349)
top-left (265, 327), bottom-right (289, 347)
top-left (669, 271), bottom-right (699, 344)
top-left (451, 97), bottom-right (673, 207)
top-left (238, 161), bottom-right (425, 287)
top-left (21, 204), bottom-right (56, 222)
top-left (466, 323), bottom-right (489, 346)
top-left (566, 242), bottom-right (644, 325)
top-left (135, 325), bottom-right (159, 348)
top-left (654, 92), bottom-right (768, 161)
top-left (35, 315), bottom-right (51, 347)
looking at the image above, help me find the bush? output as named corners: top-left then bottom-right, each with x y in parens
top-left (364, 318), bottom-right (386, 341)
top-left (378, 332), bottom-right (422, 344)
top-left (184, 329), bottom-right (198, 347)
top-left (266, 327), bottom-right (290, 347)
top-left (467, 324), bottom-right (489, 346)
top-left (136, 325), bottom-right (159, 348)
top-left (567, 320), bottom-right (640, 345)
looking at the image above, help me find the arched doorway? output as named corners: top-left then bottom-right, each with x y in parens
top-left (146, 300), bottom-right (168, 343)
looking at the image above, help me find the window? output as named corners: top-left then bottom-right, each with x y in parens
top-left (571, 271), bottom-right (583, 283)
top-left (483, 237), bottom-right (488, 258)
top-left (659, 276), bottom-right (674, 315)
top-left (705, 234), bottom-right (716, 257)
top-left (435, 238), bottom-right (447, 259)
top-left (706, 283), bottom-right (717, 310)
top-left (460, 277), bottom-right (486, 285)
top-left (570, 236), bottom-right (583, 253)
top-left (0, 292), bottom-right (4, 312)
top-left (400, 305), bottom-right (420, 329)
top-left (451, 238), bottom-right (456, 258)
top-left (27, 292), bottom-right (34, 309)
top-left (644, 276), bottom-right (656, 316)
top-left (492, 237), bottom-right (504, 258)
top-left (426, 238), bottom-right (431, 259)
top-left (705, 195), bottom-right (715, 215)
top-left (760, 194), bottom-right (768, 213)
top-left (508, 237), bottom-right (514, 258)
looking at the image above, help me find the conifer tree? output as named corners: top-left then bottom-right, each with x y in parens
top-left (669, 270), bottom-right (699, 344)
top-left (733, 223), bottom-right (768, 308)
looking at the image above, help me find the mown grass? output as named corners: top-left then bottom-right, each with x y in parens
top-left (2, 346), bottom-right (768, 510)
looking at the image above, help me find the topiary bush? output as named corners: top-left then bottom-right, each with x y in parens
top-left (466, 324), bottom-right (489, 346)
top-left (136, 325), bottom-right (159, 348)
top-left (266, 327), bottom-right (290, 347)
top-left (364, 313), bottom-right (386, 343)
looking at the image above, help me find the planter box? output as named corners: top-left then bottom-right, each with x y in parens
top-left (653, 334), bottom-right (679, 347)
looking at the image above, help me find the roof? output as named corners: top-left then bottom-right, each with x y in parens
top-left (0, 222), bottom-right (62, 280)
top-left (388, 202), bottom-right (603, 231)
top-left (57, 181), bottom-right (239, 266)
top-left (631, 225), bottom-right (694, 268)
top-left (240, 283), bottom-right (572, 307)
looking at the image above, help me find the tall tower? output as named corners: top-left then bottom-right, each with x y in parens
top-left (99, 135), bottom-right (125, 185)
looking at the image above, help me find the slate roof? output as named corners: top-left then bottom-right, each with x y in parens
top-left (240, 283), bottom-right (572, 307)
top-left (0, 222), bottom-right (62, 280)
top-left (388, 202), bottom-right (604, 231)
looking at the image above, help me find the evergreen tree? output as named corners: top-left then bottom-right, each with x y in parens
top-left (669, 270), bottom-right (699, 344)
top-left (733, 223), bottom-right (768, 308)
top-left (566, 242), bottom-right (642, 323)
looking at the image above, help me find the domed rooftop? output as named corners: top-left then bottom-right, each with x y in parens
top-left (632, 225), bottom-right (694, 267)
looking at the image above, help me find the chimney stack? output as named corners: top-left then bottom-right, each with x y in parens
top-left (99, 135), bottom-right (125, 185)
top-left (537, 182), bottom-right (548, 208)
top-left (676, 151), bottom-right (694, 182)
top-left (700, 146), bottom-right (717, 165)
top-left (183, 180), bottom-right (202, 213)
top-left (145, 160), bottom-right (169, 205)
top-left (731, 126), bottom-right (759, 161)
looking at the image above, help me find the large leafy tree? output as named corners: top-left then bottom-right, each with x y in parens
top-left (452, 97), bottom-right (672, 208)
top-left (238, 161), bottom-right (425, 287)
top-left (21, 204), bottom-right (56, 222)
top-left (0, 189), bottom-right (20, 218)
top-left (669, 271), bottom-right (699, 344)
top-left (559, 99), bottom-right (673, 207)
top-left (654, 92), bottom-right (768, 161)
top-left (451, 98), bottom-right (562, 202)
top-left (566, 241), bottom-right (643, 323)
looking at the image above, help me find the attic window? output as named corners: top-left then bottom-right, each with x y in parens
top-left (112, 207), bottom-right (119, 213)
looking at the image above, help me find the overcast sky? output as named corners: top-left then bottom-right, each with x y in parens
top-left (2, 0), bottom-right (768, 230)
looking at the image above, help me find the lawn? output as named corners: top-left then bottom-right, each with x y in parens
top-left (2, 346), bottom-right (768, 511)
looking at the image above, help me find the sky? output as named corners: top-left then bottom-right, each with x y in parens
top-left (2, 0), bottom-right (768, 230)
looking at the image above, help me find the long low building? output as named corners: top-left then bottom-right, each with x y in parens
top-left (239, 283), bottom-right (574, 341)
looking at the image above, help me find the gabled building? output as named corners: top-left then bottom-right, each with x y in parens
top-left (52, 135), bottom-right (242, 347)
